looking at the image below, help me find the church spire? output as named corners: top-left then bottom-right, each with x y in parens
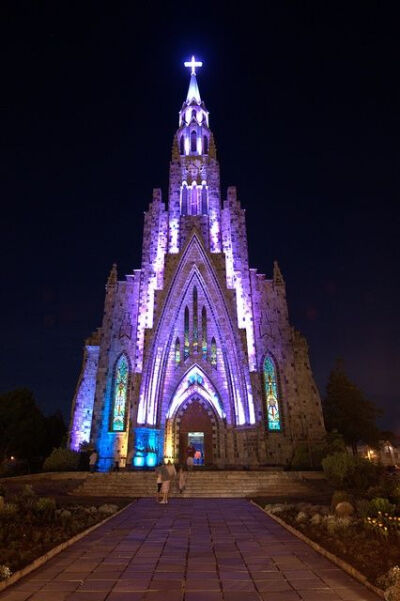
top-left (186, 73), bottom-right (201, 103)
top-left (177, 56), bottom-right (210, 155)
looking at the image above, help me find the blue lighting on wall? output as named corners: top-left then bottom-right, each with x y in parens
top-left (134, 427), bottom-right (163, 468)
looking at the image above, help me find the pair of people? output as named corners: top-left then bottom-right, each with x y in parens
top-left (155, 461), bottom-right (188, 503)
top-left (156, 461), bottom-right (176, 504)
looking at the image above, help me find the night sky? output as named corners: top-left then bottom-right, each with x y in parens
top-left (1, 3), bottom-right (399, 434)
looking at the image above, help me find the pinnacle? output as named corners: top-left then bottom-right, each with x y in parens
top-left (186, 74), bottom-right (201, 104)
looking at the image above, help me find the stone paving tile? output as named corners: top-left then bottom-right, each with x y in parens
top-left (0, 499), bottom-right (381, 601)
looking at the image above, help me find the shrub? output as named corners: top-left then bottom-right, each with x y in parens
top-left (322, 452), bottom-right (355, 488)
top-left (335, 501), bottom-right (355, 517)
top-left (0, 565), bottom-right (12, 581)
top-left (322, 452), bottom-right (382, 492)
top-left (42, 447), bottom-right (80, 472)
top-left (331, 490), bottom-right (351, 509)
top-left (21, 484), bottom-right (35, 497)
top-left (98, 504), bottom-right (118, 516)
top-left (0, 503), bottom-right (18, 518)
top-left (34, 497), bottom-right (56, 520)
top-left (356, 499), bottom-right (371, 518)
top-left (368, 497), bottom-right (395, 517)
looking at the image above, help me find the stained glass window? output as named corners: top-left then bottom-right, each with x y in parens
top-left (111, 354), bottom-right (129, 432)
top-left (211, 337), bottom-right (217, 367)
top-left (263, 356), bottom-right (281, 431)
top-left (184, 306), bottom-right (190, 360)
top-left (175, 337), bottom-right (180, 365)
top-left (202, 306), bottom-right (207, 360)
top-left (193, 287), bottom-right (198, 351)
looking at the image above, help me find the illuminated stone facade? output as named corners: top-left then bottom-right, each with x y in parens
top-left (68, 64), bottom-right (325, 470)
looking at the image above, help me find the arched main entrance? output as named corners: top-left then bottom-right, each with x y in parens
top-left (177, 397), bottom-right (214, 465)
top-left (164, 395), bottom-right (219, 466)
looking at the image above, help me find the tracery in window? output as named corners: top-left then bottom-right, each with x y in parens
top-left (263, 356), bottom-right (281, 431)
top-left (111, 354), bottom-right (129, 432)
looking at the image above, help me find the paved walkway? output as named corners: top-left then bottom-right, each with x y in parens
top-left (0, 499), bottom-right (380, 601)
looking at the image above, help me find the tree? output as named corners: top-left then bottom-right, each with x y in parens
top-left (323, 360), bottom-right (381, 455)
top-left (43, 410), bottom-right (67, 457)
top-left (0, 388), bottom-right (47, 466)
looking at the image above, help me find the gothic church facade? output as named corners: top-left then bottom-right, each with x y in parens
top-left (68, 61), bottom-right (325, 470)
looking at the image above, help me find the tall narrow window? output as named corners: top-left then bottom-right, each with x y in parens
top-left (263, 356), bottom-right (282, 431)
top-left (211, 337), bottom-right (217, 367)
top-left (111, 354), bottom-right (129, 432)
top-left (191, 185), bottom-right (197, 215)
top-left (181, 185), bottom-right (188, 215)
top-left (179, 135), bottom-right (184, 155)
top-left (184, 306), bottom-right (190, 360)
top-left (203, 135), bottom-right (208, 154)
top-left (191, 130), bottom-right (197, 153)
top-left (202, 306), bottom-right (207, 359)
top-left (175, 337), bottom-right (181, 365)
top-left (201, 186), bottom-right (208, 214)
top-left (193, 287), bottom-right (198, 351)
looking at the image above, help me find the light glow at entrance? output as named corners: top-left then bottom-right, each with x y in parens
top-left (188, 432), bottom-right (204, 465)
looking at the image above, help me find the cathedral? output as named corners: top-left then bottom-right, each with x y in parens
top-left (68, 58), bottom-right (325, 471)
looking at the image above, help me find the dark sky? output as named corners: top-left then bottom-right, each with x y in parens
top-left (1, 2), bottom-right (399, 434)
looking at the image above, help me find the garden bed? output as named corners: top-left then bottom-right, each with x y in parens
top-left (0, 481), bottom-right (130, 576)
top-left (254, 499), bottom-right (400, 588)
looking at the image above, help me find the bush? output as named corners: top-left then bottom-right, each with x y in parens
top-left (368, 497), bottom-right (395, 517)
top-left (34, 497), bottom-right (56, 520)
top-left (0, 503), bottom-right (18, 518)
top-left (42, 447), bottom-right (80, 472)
top-left (331, 490), bottom-right (352, 509)
top-left (356, 499), bottom-right (371, 518)
top-left (322, 452), bottom-right (382, 492)
top-left (0, 565), bottom-right (12, 581)
top-left (21, 484), bottom-right (35, 498)
top-left (322, 452), bottom-right (355, 488)
top-left (290, 433), bottom-right (346, 469)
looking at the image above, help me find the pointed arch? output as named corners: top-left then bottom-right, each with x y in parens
top-left (175, 337), bottom-right (181, 365)
top-left (193, 286), bottom-right (198, 351)
top-left (190, 130), bottom-right (197, 153)
top-left (137, 233), bottom-right (255, 427)
top-left (167, 364), bottom-right (225, 420)
top-left (263, 355), bottom-right (282, 431)
top-left (184, 306), bottom-right (190, 360)
top-left (179, 135), bottom-right (184, 155)
top-left (191, 184), bottom-right (198, 215)
top-left (110, 353), bottom-right (129, 432)
top-left (202, 306), bottom-right (207, 360)
top-left (203, 135), bottom-right (208, 154)
top-left (181, 185), bottom-right (188, 215)
top-left (210, 337), bottom-right (217, 367)
top-left (201, 186), bottom-right (208, 214)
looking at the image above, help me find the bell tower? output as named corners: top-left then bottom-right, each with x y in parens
top-left (168, 57), bottom-right (222, 253)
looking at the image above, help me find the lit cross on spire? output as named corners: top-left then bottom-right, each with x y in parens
top-left (184, 56), bottom-right (203, 76)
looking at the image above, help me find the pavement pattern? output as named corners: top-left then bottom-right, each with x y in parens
top-left (0, 498), bottom-right (380, 601)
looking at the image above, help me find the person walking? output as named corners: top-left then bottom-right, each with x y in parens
top-left (160, 460), bottom-right (176, 504)
top-left (186, 444), bottom-right (195, 470)
top-left (89, 449), bottom-right (98, 473)
top-left (178, 464), bottom-right (187, 494)
top-left (155, 465), bottom-right (163, 502)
